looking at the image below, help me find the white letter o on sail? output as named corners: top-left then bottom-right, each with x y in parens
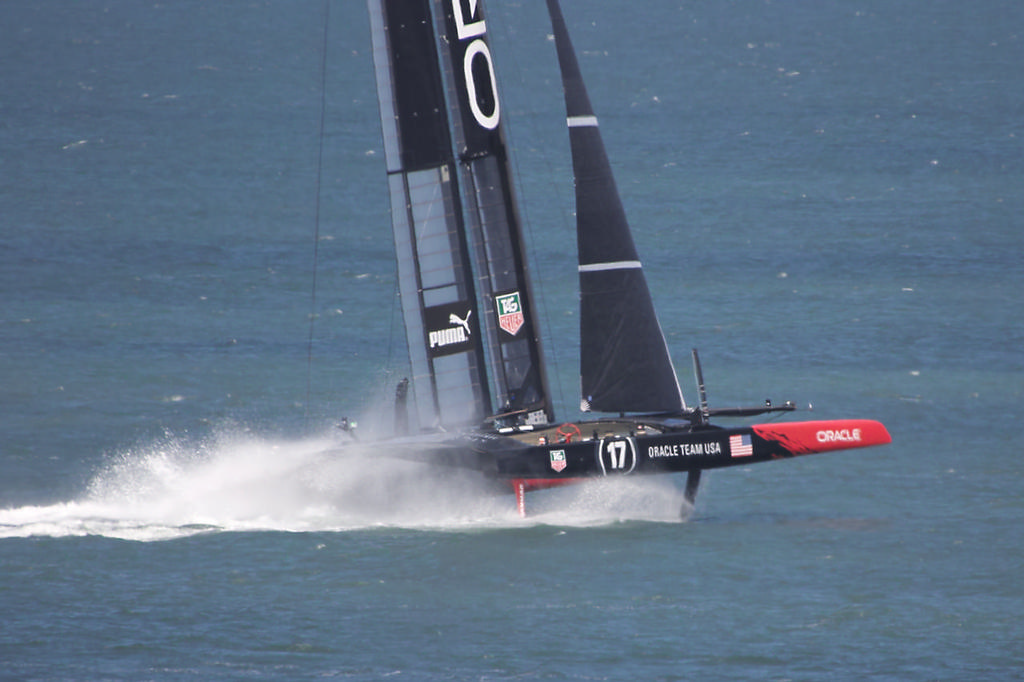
top-left (463, 39), bottom-right (500, 130)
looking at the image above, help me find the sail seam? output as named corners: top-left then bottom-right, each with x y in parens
top-left (578, 260), bottom-right (642, 272)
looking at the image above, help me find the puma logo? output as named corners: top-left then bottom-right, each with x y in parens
top-left (449, 310), bottom-right (472, 335)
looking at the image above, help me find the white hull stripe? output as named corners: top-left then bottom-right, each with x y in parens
top-left (579, 260), bottom-right (642, 273)
top-left (567, 115), bottom-right (598, 128)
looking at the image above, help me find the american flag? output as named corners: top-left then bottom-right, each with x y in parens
top-left (730, 434), bottom-right (753, 457)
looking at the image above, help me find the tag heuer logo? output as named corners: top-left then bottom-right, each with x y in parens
top-left (550, 449), bottom-right (567, 473)
top-left (496, 292), bottom-right (524, 336)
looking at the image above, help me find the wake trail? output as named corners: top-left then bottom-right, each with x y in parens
top-left (0, 428), bottom-right (689, 541)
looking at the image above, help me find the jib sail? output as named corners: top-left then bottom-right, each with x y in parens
top-left (545, 0), bottom-right (685, 414)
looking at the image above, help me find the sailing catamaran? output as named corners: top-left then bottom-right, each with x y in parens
top-left (358, 0), bottom-right (890, 516)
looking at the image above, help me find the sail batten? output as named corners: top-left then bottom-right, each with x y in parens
top-left (578, 261), bottom-right (642, 273)
top-left (545, 0), bottom-right (686, 414)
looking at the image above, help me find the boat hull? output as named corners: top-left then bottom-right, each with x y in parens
top-left (327, 418), bottom-right (889, 515)
top-left (483, 419), bottom-right (890, 480)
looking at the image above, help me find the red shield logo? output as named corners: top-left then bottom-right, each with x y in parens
top-left (496, 292), bottom-right (524, 336)
top-left (549, 450), bottom-right (567, 473)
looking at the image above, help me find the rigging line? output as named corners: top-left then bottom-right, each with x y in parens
top-left (381, 274), bottom-right (400, 401)
top-left (305, 0), bottom-right (331, 427)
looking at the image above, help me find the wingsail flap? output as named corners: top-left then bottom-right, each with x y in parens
top-left (435, 0), bottom-right (555, 424)
top-left (545, 0), bottom-right (685, 415)
top-left (369, 0), bottom-right (491, 429)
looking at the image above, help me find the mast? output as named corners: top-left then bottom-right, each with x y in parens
top-left (545, 0), bottom-right (686, 415)
top-left (368, 0), bottom-right (491, 430)
top-left (434, 0), bottom-right (555, 426)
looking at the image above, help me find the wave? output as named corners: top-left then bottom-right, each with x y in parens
top-left (0, 429), bottom-right (690, 541)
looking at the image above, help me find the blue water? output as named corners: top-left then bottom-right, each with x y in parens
top-left (2, 0), bottom-right (1023, 679)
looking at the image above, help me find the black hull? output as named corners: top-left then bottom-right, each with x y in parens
top-left (478, 418), bottom-right (889, 478)
top-left (347, 417), bottom-right (890, 515)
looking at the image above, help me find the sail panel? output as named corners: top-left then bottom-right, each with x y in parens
top-left (580, 269), bottom-right (684, 413)
top-left (545, 0), bottom-right (685, 414)
top-left (432, 352), bottom-right (485, 426)
top-left (436, 0), bottom-right (503, 159)
top-left (407, 168), bottom-right (461, 292)
top-left (469, 158), bottom-right (519, 289)
top-left (567, 124), bottom-right (643, 266)
top-left (376, 0), bottom-right (453, 172)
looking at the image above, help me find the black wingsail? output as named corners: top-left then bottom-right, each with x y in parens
top-left (368, 0), bottom-right (491, 429)
top-left (434, 0), bottom-right (554, 426)
top-left (545, 0), bottom-right (685, 414)
top-left (369, 0), bottom-right (555, 429)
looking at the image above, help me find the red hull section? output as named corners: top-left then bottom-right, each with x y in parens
top-left (752, 419), bottom-right (891, 456)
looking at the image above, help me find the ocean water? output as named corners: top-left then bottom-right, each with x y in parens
top-left (2, 0), bottom-right (1022, 679)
